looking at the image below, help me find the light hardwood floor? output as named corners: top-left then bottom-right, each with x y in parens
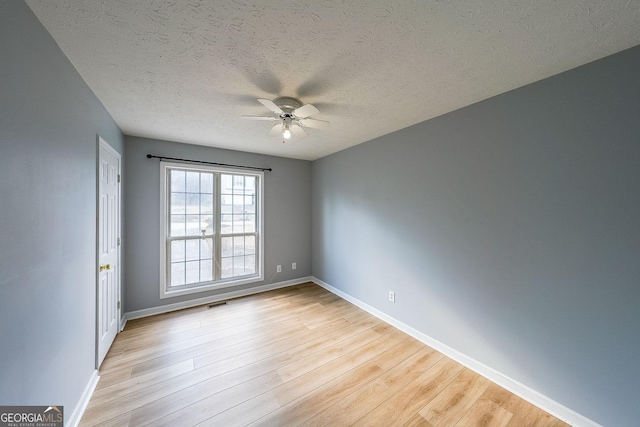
top-left (80, 283), bottom-right (569, 427)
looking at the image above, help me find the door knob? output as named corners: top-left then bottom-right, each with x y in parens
top-left (99, 264), bottom-right (111, 272)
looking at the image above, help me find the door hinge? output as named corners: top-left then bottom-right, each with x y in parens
top-left (117, 237), bottom-right (121, 246)
top-left (117, 301), bottom-right (121, 309)
top-left (117, 174), bottom-right (121, 183)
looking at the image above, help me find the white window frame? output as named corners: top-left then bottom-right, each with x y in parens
top-left (159, 161), bottom-right (264, 299)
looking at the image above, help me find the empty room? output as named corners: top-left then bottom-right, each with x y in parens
top-left (1, 1), bottom-right (639, 426)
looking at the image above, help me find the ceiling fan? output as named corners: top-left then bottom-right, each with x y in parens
top-left (242, 97), bottom-right (329, 140)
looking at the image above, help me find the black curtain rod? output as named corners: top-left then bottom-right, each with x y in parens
top-left (146, 154), bottom-right (272, 172)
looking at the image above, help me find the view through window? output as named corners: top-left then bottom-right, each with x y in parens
top-left (160, 163), bottom-right (263, 298)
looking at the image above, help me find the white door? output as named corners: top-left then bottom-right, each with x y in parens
top-left (97, 138), bottom-right (121, 367)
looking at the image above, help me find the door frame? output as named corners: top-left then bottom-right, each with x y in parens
top-left (96, 136), bottom-right (122, 368)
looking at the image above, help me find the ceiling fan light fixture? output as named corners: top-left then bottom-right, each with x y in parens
top-left (282, 117), bottom-right (292, 139)
top-left (282, 127), bottom-right (292, 139)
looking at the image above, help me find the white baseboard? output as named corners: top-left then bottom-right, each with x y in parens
top-left (123, 277), bottom-right (313, 322)
top-left (67, 369), bottom-right (99, 427)
top-left (311, 277), bottom-right (601, 427)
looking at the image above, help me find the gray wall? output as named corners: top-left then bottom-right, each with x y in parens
top-left (312, 45), bottom-right (640, 426)
top-left (124, 137), bottom-right (311, 312)
top-left (0, 0), bottom-right (124, 421)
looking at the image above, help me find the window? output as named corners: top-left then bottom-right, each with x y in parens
top-left (160, 162), bottom-right (263, 298)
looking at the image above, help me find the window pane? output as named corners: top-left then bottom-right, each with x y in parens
top-left (233, 256), bottom-right (245, 276)
top-left (233, 175), bottom-right (244, 192)
top-left (171, 170), bottom-right (185, 193)
top-left (201, 194), bottom-right (213, 214)
top-left (221, 257), bottom-right (233, 278)
top-left (201, 215), bottom-right (214, 234)
top-left (185, 239), bottom-right (199, 261)
top-left (232, 215), bottom-right (244, 233)
top-left (221, 214), bottom-right (232, 234)
top-left (185, 214), bottom-right (200, 235)
top-left (232, 195), bottom-right (243, 212)
top-left (171, 193), bottom-right (185, 214)
top-left (221, 237), bottom-right (233, 257)
top-left (245, 255), bottom-right (256, 274)
top-left (200, 173), bottom-right (213, 193)
top-left (244, 214), bottom-right (255, 233)
top-left (186, 172), bottom-right (200, 193)
top-left (245, 176), bottom-right (255, 192)
top-left (185, 261), bottom-right (200, 284)
top-left (245, 235), bottom-right (255, 255)
top-left (221, 195), bottom-right (232, 213)
top-left (171, 262), bottom-right (185, 287)
top-left (221, 174), bottom-right (232, 194)
top-left (171, 240), bottom-right (185, 262)
top-left (200, 238), bottom-right (213, 259)
top-left (171, 215), bottom-right (186, 237)
top-left (186, 193), bottom-right (200, 214)
top-left (233, 236), bottom-right (245, 256)
top-left (200, 259), bottom-right (213, 282)
top-left (244, 195), bottom-right (255, 212)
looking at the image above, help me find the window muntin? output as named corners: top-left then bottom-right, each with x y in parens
top-left (160, 162), bottom-right (263, 298)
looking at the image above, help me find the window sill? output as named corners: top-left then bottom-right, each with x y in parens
top-left (160, 274), bottom-right (263, 299)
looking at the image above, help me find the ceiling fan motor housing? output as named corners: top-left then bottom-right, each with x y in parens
top-left (274, 97), bottom-right (302, 113)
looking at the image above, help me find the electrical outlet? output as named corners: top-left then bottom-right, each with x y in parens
top-left (292, 262), bottom-right (297, 270)
top-left (389, 291), bottom-right (395, 303)
top-left (276, 265), bottom-right (282, 273)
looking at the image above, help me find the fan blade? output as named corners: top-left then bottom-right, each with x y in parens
top-left (299, 118), bottom-right (330, 129)
top-left (241, 115), bottom-right (279, 121)
top-left (258, 98), bottom-right (283, 114)
top-left (292, 103), bottom-right (319, 118)
top-left (267, 123), bottom-right (283, 137)
top-left (290, 124), bottom-right (308, 139)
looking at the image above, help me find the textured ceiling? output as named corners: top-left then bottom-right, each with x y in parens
top-left (26, 0), bottom-right (640, 160)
